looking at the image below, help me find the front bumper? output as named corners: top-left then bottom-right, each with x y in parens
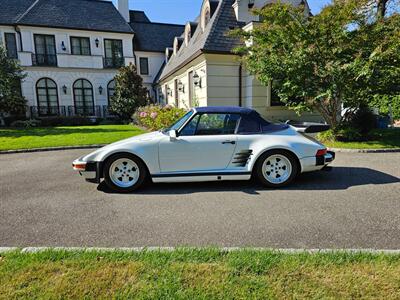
top-left (316, 151), bottom-right (335, 166)
top-left (72, 158), bottom-right (103, 184)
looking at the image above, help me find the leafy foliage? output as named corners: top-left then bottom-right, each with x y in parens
top-left (233, 0), bottom-right (400, 130)
top-left (370, 95), bottom-right (400, 120)
top-left (134, 105), bottom-right (187, 131)
top-left (0, 46), bottom-right (26, 115)
top-left (109, 64), bottom-right (149, 121)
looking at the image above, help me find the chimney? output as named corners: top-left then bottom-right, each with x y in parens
top-left (118, 0), bottom-right (130, 22)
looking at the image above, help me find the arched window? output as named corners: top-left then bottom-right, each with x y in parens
top-left (107, 80), bottom-right (115, 105)
top-left (73, 79), bottom-right (94, 116)
top-left (36, 78), bottom-right (59, 116)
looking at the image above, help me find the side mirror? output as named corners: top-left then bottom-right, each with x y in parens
top-left (169, 130), bottom-right (178, 140)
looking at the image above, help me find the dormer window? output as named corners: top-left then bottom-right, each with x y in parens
top-left (185, 22), bottom-right (198, 46)
top-left (201, 0), bottom-right (218, 31)
top-left (173, 37), bottom-right (184, 55)
top-left (204, 8), bottom-right (211, 27)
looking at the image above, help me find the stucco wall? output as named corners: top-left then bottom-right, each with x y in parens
top-left (22, 68), bottom-right (118, 109)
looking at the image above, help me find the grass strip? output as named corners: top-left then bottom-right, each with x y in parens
top-left (1, 248), bottom-right (400, 299)
top-left (0, 125), bottom-right (146, 151)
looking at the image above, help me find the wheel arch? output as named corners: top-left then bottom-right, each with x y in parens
top-left (251, 148), bottom-right (301, 176)
top-left (101, 151), bottom-right (151, 180)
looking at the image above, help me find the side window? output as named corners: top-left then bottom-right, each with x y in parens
top-left (180, 115), bottom-right (200, 136)
top-left (194, 113), bottom-right (240, 135)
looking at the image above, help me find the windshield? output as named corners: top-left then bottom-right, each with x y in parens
top-left (163, 110), bottom-right (194, 133)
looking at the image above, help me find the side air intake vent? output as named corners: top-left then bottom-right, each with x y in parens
top-left (232, 150), bottom-right (253, 167)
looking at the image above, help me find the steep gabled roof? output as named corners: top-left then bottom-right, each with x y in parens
top-left (129, 10), bottom-right (150, 23)
top-left (0, 0), bottom-right (133, 34)
top-left (158, 0), bottom-right (244, 81)
top-left (129, 11), bottom-right (184, 53)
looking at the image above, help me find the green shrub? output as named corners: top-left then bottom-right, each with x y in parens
top-left (349, 106), bottom-right (377, 135)
top-left (370, 95), bottom-right (400, 120)
top-left (10, 119), bottom-right (41, 128)
top-left (38, 116), bottom-right (98, 127)
top-left (134, 105), bottom-right (187, 131)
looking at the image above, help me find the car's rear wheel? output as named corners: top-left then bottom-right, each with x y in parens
top-left (103, 153), bottom-right (147, 193)
top-left (255, 150), bottom-right (299, 188)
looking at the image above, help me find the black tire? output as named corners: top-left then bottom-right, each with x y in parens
top-left (103, 153), bottom-right (148, 193)
top-left (254, 150), bottom-right (299, 188)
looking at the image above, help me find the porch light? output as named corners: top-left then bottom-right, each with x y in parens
top-left (178, 80), bottom-right (185, 93)
top-left (248, 0), bottom-right (255, 9)
top-left (61, 41), bottom-right (67, 51)
top-left (167, 87), bottom-right (172, 96)
top-left (99, 86), bottom-right (103, 95)
top-left (95, 38), bottom-right (100, 48)
top-left (193, 72), bottom-right (202, 88)
top-left (62, 85), bottom-right (67, 94)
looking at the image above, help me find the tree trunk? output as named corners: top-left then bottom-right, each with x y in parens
top-left (377, 0), bottom-right (389, 20)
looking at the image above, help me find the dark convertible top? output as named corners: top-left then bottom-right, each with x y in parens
top-left (193, 106), bottom-right (289, 134)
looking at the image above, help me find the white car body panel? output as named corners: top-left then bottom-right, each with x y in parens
top-left (73, 107), bottom-right (334, 184)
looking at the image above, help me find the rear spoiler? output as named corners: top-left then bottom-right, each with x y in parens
top-left (285, 121), bottom-right (330, 134)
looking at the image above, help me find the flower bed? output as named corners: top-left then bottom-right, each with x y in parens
top-left (134, 105), bottom-right (187, 131)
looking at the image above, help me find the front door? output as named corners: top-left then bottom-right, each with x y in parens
top-left (159, 113), bottom-right (241, 173)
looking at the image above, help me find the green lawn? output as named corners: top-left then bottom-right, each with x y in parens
top-left (1, 249), bottom-right (400, 299)
top-left (322, 128), bottom-right (400, 149)
top-left (0, 125), bottom-right (146, 151)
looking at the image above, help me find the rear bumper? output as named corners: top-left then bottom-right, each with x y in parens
top-left (316, 151), bottom-right (335, 166)
top-left (72, 159), bottom-right (103, 184)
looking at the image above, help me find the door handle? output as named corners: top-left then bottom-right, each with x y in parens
top-left (222, 141), bottom-right (236, 145)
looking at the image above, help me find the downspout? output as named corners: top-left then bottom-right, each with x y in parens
top-left (14, 26), bottom-right (23, 52)
top-left (238, 63), bottom-right (242, 107)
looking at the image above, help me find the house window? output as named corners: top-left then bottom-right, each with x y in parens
top-left (34, 34), bottom-right (57, 66)
top-left (107, 80), bottom-right (116, 104)
top-left (36, 78), bottom-right (59, 116)
top-left (73, 79), bottom-right (94, 116)
top-left (104, 39), bottom-right (123, 68)
top-left (139, 57), bottom-right (149, 75)
top-left (70, 37), bottom-right (91, 55)
top-left (271, 86), bottom-right (285, 107)
top-left (5, 33), bottom-right (17, 59)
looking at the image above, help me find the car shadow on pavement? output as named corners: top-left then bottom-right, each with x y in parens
top-left (97, 167), bottom-right (399, 195)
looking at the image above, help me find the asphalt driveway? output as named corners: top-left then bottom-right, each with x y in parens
top-left (0, 149), bottom-right (399, 249)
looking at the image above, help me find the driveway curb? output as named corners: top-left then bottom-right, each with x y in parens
top-left (2, 247), bottom-right (400, 254)
top-left (0, 145), bottom-right (106, 155)
top-left (329, 148), bottom-right (400, 153)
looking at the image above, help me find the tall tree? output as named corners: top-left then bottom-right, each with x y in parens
top-left (233, 0), bottom-right (400, 129)
top-left (109, 63), bottom-right (149, 121)
top-left (0, 46), bottom-right (26, 116)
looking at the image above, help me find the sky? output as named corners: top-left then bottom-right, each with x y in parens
top-left (113, 0), bottom-right (333, 24)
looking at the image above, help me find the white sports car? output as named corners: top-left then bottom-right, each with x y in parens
top-left (73, 107), bottom-right (335, 193)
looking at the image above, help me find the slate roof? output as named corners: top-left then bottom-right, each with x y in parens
top-left (0, 0), bottom-right (133, 34)
top-left (0, 0), bottom-right (36, 25)
top-left (129, 12), bottom-right (184, 53)
top-left (158, 0), bottom-right (244, 82)
top-left (129, 10), bottom-right (150, 23)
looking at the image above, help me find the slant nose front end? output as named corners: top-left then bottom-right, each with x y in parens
top-left (72, 157), bottom-right (102, 183)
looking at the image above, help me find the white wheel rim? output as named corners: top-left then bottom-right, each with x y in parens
top-left (262, 154), bottom-right (292, 184)
top-left (109, 158), bottom-right (140, 188)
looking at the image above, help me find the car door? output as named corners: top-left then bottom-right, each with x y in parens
top-left (158, 113), bottom-right (240, 173)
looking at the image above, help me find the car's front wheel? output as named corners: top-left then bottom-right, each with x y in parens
top-left (255, 150), bottom-right (299, 188)
top-left (103, 153), bottom-right (147, 193)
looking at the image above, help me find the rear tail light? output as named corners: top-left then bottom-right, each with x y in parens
top-left (73, 163), bottom-right (86, 171)
top-left (316, 149), bottom-right (327, 156)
